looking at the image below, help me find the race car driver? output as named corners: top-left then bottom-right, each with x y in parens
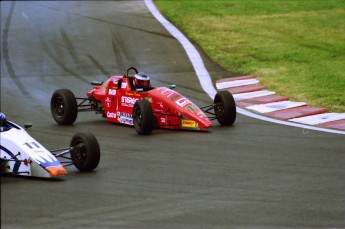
top-left (133, 72), bottom-right (151, 91)
top-left (0, 112), bottom-right (11, 132)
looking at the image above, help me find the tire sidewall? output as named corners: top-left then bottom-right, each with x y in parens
top-left (70, 132), bottom-right (100, 171)
top-left (214, 91), bottom-right (236, 126)
top-left (51, 89), bottom-right (78, 125)
top-left (133, 100), bottom-right (154, 135)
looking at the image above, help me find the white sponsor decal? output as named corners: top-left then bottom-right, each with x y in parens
top-left (105, 97), bottom-right (111, 108)
top-left (108, 89), bottom-right (116, 95)
top-left (107, 112), bottom-right (117, 118)
top-left (120, 112), bottom-right (132, 118)
top-left (157, 87), bottom-right (175, 98)
top-left (121, 82), bottom-right (127, 89)
top-left (120, 116), bottom-right (133, 125)
top-left (121, 96), bottom-right (139, 107)
top-left (176, 97), bottom-right (190, 108)
top-left (23, 142), bottom-right (56, 164)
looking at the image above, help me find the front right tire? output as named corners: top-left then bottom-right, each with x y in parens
top-left (214, 91), bottom-right (236, 126)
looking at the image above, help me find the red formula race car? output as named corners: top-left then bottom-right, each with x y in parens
top-left (51, 67), bottom-right (236, 135)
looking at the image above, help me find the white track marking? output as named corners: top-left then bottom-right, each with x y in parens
top-left (216, 79), bottom-right (259, 89)
top-left (289, 113), bottom-right (345, 125)
top-left (145, 0), bottom-right (345, 135)
top-left (145, 0), bottom-right (216, 99)
top-left (233, 90), bottom-right (276, 101)
top-left (247, 101), bottom-right (307, 113)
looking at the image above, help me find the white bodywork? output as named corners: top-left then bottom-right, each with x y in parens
top-left (0, 121), bottom-right (67, 177)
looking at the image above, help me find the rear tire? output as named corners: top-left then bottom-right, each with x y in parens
top-left (70, 132), bottom-right (100, 172)
top-left (133, 100), bottom-right (154, 135)
top-left (51, 89), bottom-right (78, 125)
top-left (214, 91), bottom-right (236, 126)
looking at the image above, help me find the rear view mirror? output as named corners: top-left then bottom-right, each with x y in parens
top-left (24, 123), bottom-right (32, 129)
top-left (91, 81), bottom-right (103, 86)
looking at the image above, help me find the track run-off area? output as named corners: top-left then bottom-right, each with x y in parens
top-left (145, 0), bottom-right (345, 135)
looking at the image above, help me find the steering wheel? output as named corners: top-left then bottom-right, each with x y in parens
top-left (125, 67), bottom-right (138, 78)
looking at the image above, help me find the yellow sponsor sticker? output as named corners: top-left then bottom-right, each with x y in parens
top-left (181, 120), bottom-right (197, 128)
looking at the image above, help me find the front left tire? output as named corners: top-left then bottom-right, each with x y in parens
top-left (133, 100), bottom-right (154, 135)
top-left (70, 132), bottom-right (100, 172)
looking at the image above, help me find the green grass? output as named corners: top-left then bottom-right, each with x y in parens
top-left (154, 0), bottom-right (345, 112)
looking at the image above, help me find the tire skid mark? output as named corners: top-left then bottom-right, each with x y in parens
top-left (60, 27), bottom-right (96, 80)
top-left (57, 27), bottom-right (112, 81)
top-left (60, 27), bottom-right (81, 64)
top-left (87, 54), bottom-right (111, 77)
top-left (18, 8), bottom-right (90, 84)
top-left (18, 2), bottom-right (108, 83)
top-left (34, 2), bottom-right (173, 39)
top-left (111, 31), bottom-right (139, 70)
top-left (1, 1), bottom-right (31, 98)
top-left (38, 36), bottom-right (89, 84)
top-left (111, 37), bottom-right (125, 71)
top-left (83, 14), bottom-right (173, 39)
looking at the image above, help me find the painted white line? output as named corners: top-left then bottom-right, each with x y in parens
top-left (21, 12), bottom-right (28, 19)
top-left (289, 113), bottom-right (345, 125)
top-left (247, 101), bottom-right (306, 113)
top-left (145, 0), bottom-right (345, 135)
top-left (216, 79), bottom-right (259, 89)
top-left (237, 107), bottom-right (345, 134)
top-left (233, 90), bottom-right (275, 101)
top-left (145, 0), bottom-right (216, 99)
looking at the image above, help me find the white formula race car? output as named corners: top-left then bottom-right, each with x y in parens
top-left (0, 113), bottom-right (100, 178)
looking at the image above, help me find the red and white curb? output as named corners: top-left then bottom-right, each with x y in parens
top-left (146, 0), bottom-right (345, 135)
top-left (216, 75), bottom-right (345, 131)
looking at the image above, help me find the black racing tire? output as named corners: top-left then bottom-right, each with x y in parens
top-left (51, 89), bottom-right (78, 125)
top-left (0, 159), bottom-right (8, 174)
top-left (70, 132), bottom-right (100, 172)
top-left (133, 99), bottom-right (154, 135)
top-left (214, 91), bottom-right (236, 126)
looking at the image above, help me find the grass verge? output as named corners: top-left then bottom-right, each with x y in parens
top-left (154, 0), bottom-right (345, 112)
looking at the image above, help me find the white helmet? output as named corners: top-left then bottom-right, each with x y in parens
top-left (133, 72), bottom-right (150, 89)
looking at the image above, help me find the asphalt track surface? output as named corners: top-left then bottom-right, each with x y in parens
top-left (1, 2), bottom-right (344, 229)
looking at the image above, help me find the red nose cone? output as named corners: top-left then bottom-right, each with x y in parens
top-left (46, 165), bottom-right (68, 177)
